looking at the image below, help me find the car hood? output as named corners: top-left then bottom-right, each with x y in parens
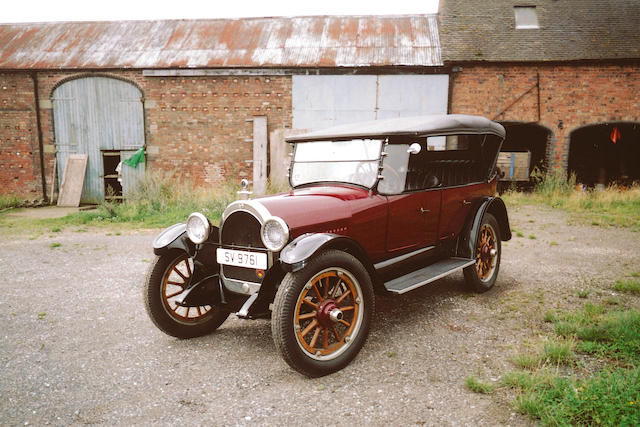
top-left (256, 185), bottom-right (370, 234)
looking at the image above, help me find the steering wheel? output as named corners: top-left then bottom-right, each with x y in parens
top-left (350, 162), bottom-right (374, 186)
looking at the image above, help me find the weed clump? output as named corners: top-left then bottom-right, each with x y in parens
top-left (614, 279), bottom-right (640, 295)
top-left (0, 195), bottom-right (23, 210)
top-left (465, 376), bottom-right (495, 394)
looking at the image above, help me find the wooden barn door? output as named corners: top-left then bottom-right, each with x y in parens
top-left (52, 77), bottom-right (145, 204)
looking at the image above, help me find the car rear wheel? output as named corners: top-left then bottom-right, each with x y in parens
top-left (271, 250), bottom-right (374, 377)
top-left (144, 250), bottom-right (229, 338)
top-left (464, 213), bottom-right (501, 292)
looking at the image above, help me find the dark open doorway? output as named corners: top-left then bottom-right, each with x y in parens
top-left (568, 122), bottom-right (640, 187)
top-left (102, 151), bottom-right (123, 201)
top-left (500, 122), bottom-right (550, 172)
top-left (497, 122), bottom-right (551, 190)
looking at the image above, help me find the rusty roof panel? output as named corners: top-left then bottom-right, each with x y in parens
top-left (0, 15), bottom-right (442, 70)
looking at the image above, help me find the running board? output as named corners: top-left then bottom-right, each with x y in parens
top-left (383, 257), bottom-right (476, 295)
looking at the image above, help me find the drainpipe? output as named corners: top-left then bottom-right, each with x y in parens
top-left (31, 72), bottom-right (48, 203)
top-left (536, 71), bottom-right (541, 122)
top-left (447, 66), bottom-right (461, 114)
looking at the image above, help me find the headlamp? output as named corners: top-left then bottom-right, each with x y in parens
top-left (186, 212), bottom-right (210, 244)
top-left (261, 217), bottom-right (289, 251)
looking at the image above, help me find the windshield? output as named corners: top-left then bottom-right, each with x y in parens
top-left (290, 139), bottom-right (383, 188)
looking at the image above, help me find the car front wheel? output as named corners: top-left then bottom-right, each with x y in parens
top-left (463, 213), bottom-right (501, 292)
top-left (271, 250), bottom-right (374, 377)
top-left (144, 250), bottom-right (229, 338)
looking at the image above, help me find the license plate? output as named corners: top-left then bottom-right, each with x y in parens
top-left (217, 248), bottom-right (267, 270)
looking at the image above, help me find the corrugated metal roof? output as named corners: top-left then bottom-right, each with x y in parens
top-left (0, 15), bottom-right (442, 70)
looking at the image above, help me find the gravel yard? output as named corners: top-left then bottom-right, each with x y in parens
top-left (1, 204), bottom-right (639, 426)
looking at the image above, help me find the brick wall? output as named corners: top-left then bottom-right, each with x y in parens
top-left (144, 75), bottom-right (292, 185)
top-left (3, 63), bottom-right (638, 200)
top-left (0, 70), bottom-right (292, 200)
top-left (450, 63), bottom-right (640, 171)
top-left (0, 72), bottom-right (42, 199)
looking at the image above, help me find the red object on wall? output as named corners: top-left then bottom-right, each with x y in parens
top-left (610, 127), bottom-right (621, 144)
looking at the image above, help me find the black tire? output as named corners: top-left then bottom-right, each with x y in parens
top-left (271, 250), bottom-right (374, 377)
top-left (144, 250), bottom-right (229, 338)
top-left (464, 212), bottom-right (502, 293)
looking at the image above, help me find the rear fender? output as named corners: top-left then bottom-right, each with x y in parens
top-left (458, 197), bottom-right (511, 258)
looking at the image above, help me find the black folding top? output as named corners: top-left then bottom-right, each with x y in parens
top-left (286, 114), bottom-right (506, 143)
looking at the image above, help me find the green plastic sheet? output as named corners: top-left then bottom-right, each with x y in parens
top-left (123, 148), bottom-right (145, 167)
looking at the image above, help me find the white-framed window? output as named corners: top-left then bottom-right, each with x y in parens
top-left (514, 6), bottom-right (539, 29)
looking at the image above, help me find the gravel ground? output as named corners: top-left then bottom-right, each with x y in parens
top-left (1, 204), bottom-right (639, 426)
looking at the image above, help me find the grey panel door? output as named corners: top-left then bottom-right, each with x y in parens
top-left (52, 77), bottom-right (144, 203)
top-left (292, 74), bottom-right (449, 131)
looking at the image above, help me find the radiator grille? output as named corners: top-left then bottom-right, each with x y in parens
top-left (220, 211), bottom-right (266, 283)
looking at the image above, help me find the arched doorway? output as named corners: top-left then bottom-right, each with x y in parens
top-left (52, 76), bottom-right (145, 203)
top-left (569, 122), bottom-right (640, 187)
top-left (497, 122), bottom-right (551, 188)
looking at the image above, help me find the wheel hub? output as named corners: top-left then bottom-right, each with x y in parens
top-left (481, 244), bottom-right (491, 258)
top-left (316, 299), bottom-right (342, 327)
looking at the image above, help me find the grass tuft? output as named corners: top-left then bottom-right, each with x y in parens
top-left (576, 289), bottom-right (590, 299)
top-left (501, 370), bottom-right (554, 390)
top-left (614, 279), bottom-right (640, 295)
top-left (554, 322), bottom-right (578, 338)
top-left (543, 311), bottom-right (557, 323)
top-left (542, 340), bottom-right (574, 365)
top-left (465, 376), bottom-right (495, 394)
top-left (513, 353), bottom-right (541, 370)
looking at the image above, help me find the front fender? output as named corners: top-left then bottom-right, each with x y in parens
top-left (152, 223), bottom-right (220, 257)
top-left (280, 233), bottom-right (383, 293)
top-left (281, 233), bottom-right (372, 273)
top-left (153, 223), bottom-right (225, 308)
top-left (280, 233), bottom-right (336, 272)
top-left (152, 223), bottom-right (193, 256)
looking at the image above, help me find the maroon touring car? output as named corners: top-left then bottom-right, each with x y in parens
top-left (144, 114), bottom-right (511, 376)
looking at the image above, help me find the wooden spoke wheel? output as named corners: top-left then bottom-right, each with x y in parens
top-left (144, 250), bottom-right (229, 338)
top-left (272, 250), bottom-right (374, 377)
top-left (293, 268), bottom-right (363, 360)
top-left (475, 223), bottom-right (498, 281)
top-left (160, 255), bottom-right (213, 323)
top-left (464, 213), bottom-right (501, 292)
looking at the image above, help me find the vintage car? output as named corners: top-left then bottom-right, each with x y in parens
top-left (144, 114), bottom-right (511, 377)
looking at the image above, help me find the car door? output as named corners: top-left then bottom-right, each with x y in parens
top-left (382, 140), bottom-right (441, 252)
top-left (385, 193), bottom-right (424, 251)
